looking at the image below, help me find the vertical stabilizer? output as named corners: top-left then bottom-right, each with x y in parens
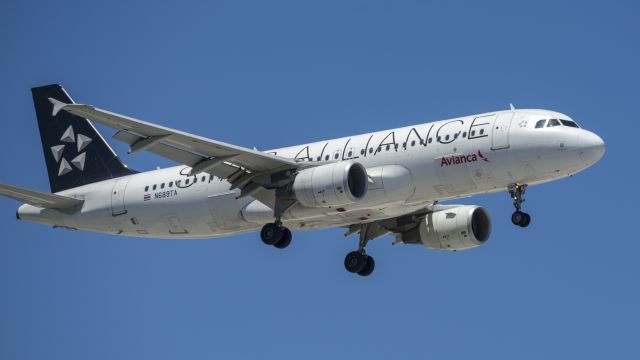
top-left (31, 84), bottom-right (136, 193)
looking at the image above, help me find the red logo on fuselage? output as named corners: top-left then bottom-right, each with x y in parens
top-left (440, 150), bottom-right (489, 167)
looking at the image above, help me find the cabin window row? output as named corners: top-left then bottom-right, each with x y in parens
top-left (300, 129), bottom-right (486, 162)
top-left (144, 174), bottom-right (214, 192)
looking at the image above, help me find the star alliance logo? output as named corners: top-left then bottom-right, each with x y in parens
top-left (50, 125), bottom-right (92, 176)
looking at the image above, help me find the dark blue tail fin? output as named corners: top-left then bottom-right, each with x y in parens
top-left (31, 84), bottom-right (136, 193)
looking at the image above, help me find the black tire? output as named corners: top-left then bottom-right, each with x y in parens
top-left (274, 228), bottom-right (292, 249)
top-left (344, 251), bottom-right (367, 273)
top-left (519, 213), bottom-right (531, 228)
top-left (260, 223), bottom-right (283, 246)
top-left (511, 211), bottom-right (525, 226)
top-left (357, 256), bottom-right (375, 276)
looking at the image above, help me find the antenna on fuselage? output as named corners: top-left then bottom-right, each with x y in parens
top-left (509, 103), bottom-right (516, 110)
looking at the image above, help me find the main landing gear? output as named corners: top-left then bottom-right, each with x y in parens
top-left (260, 195), bottom-right (295, 249)
top-left (260, 222), bottom-right (292, 249)
top-left (344, 224), bottom-right (375, 277)
top-left (508, 183), bottom-right (531, 228)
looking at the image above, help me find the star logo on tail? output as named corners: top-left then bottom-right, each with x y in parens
top-left (50, 125), bottom-right (92, 176)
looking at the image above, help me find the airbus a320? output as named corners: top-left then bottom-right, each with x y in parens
top-left (0, 85), bottom-right (605, 276)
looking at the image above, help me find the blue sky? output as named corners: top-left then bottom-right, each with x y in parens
top-left (1, 0), bottom-right (638, 359)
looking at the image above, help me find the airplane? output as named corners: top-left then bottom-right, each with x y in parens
top-left (0, 84), bottom-right (605, 276)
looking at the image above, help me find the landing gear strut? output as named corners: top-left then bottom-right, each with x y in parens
top-left (508, 183), bottom-right (531, 228)
top-left (344, 224), bottom-right (375, 276)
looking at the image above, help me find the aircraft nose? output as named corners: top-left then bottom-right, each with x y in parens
top-left (578, 131), bottom-right (605, 166)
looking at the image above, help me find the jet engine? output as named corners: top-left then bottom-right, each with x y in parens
top-left (292, 161), bottom-right (368, 207)
top-left (397, 205), bottom-right (491, 250)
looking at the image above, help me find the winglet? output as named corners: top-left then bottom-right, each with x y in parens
top-left (509, 103), bottom-right (516, 110)
top-left (48, 97), bottom-right (68, 116)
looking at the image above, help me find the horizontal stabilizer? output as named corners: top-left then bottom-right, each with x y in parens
top-left (0, 183), bottom-right (83, 209)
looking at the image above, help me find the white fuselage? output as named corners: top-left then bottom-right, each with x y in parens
top-left (17, 108), bottom-right (604, 238)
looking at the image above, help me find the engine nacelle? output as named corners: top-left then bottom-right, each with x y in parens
top-left (397, 205), bottom-right (491, 250)
top-left (292, 161), bottom-right (368, 207)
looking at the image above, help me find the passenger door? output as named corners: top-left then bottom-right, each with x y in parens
top-left (110, 177), bottom-right (130, 216)
top-left (491, 113), bottom-right (513, 150)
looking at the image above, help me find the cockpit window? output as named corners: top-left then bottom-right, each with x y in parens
top-left (535, 119), bottom-right (547, 128)
top-left (560, 119), bottom-right (579, 128)
top-left (547, 119), bottom-right (561, 127)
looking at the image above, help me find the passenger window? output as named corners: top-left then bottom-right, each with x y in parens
top-left (169, 182), bottom-right (173, 187)
top-left (402, 142), bottom-right (406, 148)
top-left (394, 144), bottom-right (399, 149)
top-left (193, 177), bottom-right (197, 183)
top-left (360, 149), bottom-right (365, 155)
top-left (209, 175), bottom-right (214, 181)
top-left (428, 138), bottom-right (432, 143)
top-left (411, 140), bottom-right (416, 147)
top-left (547, 119), bottom-right (561, 127)
top-left (445, 135), bottom-right (450, 141)
top-left (369, 148), bottom-right (373, 154)
top-left (535, 119), bottom-right (547, 128)
top-left (177, 180), bottom-right (181, 185)
top-left (462, 132), bottom-right (467, 138)
top-left (161, 183), bottom-right (165, 189)
top-left (325, 155), bottom-right (330, 160)
top-left (347, 151), bottom-right (352, 157)
top-left (471, 131), bottom-right (475, 136)
top-left (152, 185), bottom-right (157, 190)
top-left (201, 176), bottom-right (206, 182)
top-left (334, 153), bottom-right (339, 159)
top-left (144, 186), bottom-right (149, 192)
top-left (385, 145), bottom-right (390, 151)
top-left (480, 129), bottom-right (485, 135)
top-left (185, 179), bottom-right (190, 185)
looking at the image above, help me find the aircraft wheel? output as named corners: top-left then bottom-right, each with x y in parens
top-left (511, 211), bottom-right (531, 227)
top-left (357, 256), bottom-right (375, 277)
top-left (261, 223), bottom-right (283, 246)
top-left (511, 211), bottom-right (525, 226)
top-left (274, 228), bottom-right (292, 249)
top-left (344, 251), bottom-right (368, 273)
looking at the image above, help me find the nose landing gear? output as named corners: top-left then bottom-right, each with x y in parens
top-left (508, 183), bottom-right (531, 227)
top-left (344, 224), bottom-right (376, 276)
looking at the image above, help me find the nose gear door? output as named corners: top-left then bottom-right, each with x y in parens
top-left (491, 112), bottom-right (513, 150)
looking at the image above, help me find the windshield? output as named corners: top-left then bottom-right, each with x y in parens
top-left (534, 117), bottom-right (580, 129)
top-left (560, 119), bottom-right (580, 128)
top-left (547, 119), bottom-right (561, 127)
top-left (535, 119), bottom-right (546, 128)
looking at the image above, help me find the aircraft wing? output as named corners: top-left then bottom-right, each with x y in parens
top-left (49, 98), bottom-right (300, 194)
top-left (0, 183), bottom-right (83, 209)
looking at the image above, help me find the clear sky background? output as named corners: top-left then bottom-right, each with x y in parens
top-left (1, 1), bottom-right (638, 359)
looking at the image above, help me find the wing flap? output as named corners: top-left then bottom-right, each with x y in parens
top-left (0, 183), bottom-right (83, 209)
